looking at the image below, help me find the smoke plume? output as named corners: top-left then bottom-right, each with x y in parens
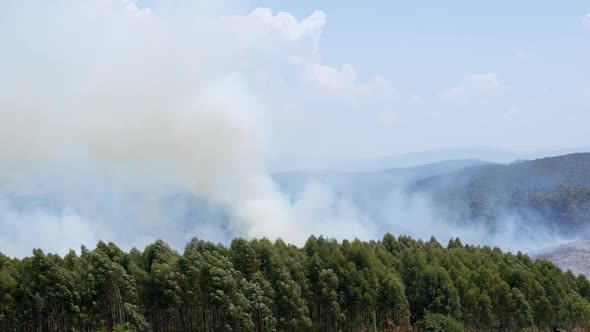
top-left (0, 0), bottom-right (312, 256)
top-left (0, 0), bottom-right (577, 257)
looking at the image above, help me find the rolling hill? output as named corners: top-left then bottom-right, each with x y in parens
top-left (273, 159), bottom-right (491, 198)
top-left (408, 153), bottom-right (590, 235)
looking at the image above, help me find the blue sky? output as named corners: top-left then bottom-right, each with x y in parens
top-left (248, 1), bottom-right (590, 86)
top-left (4, 0), bottom-right (590, 161)
top-left (242, 1), bottom-right (590, 159)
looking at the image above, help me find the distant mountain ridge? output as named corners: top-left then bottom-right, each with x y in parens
top-left (269, 146), bottom-right (590, 172)
top-left (272, 159), bottom-right (491, 197)
top-left (375, 147), bottom-right (590, 169)
top-left (411, 153), bottom-right (590, 192)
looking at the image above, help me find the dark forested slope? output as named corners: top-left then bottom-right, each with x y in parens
top-left (2, 234), bottom-right (590, 331)
top-left (409, 153), bottom-right (590, 233)
top-left (274, 153), bottom-right (590, 237)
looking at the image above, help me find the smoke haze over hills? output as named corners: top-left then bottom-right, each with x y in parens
top-left (1, 1), bottom-right (589, 258)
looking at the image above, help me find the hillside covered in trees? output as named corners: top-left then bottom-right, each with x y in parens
top-left (2, 234), bottom-right (590, 331)
top-left (409, 153), bottom-right (590, 234)
top-left (273, 153), bottom-right (590, 239)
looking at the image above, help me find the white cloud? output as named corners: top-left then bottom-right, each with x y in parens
top-left (226, 8), bottom-right (397, 101)
top-left (249, 8), bottom-right (326, 43)
top-left (206, 7), bottom-right (398, 120)
top-left (439, 73), bottom-right (507, 103)
top-left (122, 0), bottom-right (152, 16)
top-left (215, 6), bottom-right (399, 162)
top-left (583, 12), bottom-right (590, 26)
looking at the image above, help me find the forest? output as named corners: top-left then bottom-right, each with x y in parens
top-left (1, 234), bottom-right (590, 332)
top-left (409, 153), bottom-right (590, 233)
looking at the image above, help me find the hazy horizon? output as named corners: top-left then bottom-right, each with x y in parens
top-left (1, 1), bottom-right (589, 257)
top-left (269, 145), bottom-right (590, 172)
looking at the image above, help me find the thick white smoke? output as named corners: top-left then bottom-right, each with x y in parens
top-left (0, 0), bottom-right (573, 257)
top-left (0, 0), bottom-right (316, 255)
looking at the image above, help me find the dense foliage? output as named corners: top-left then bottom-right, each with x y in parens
top-left (2, 234), bottom-right (590, 331)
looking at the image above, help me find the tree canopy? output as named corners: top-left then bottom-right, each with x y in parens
top-left (1, 233), bottom-right (590, 331)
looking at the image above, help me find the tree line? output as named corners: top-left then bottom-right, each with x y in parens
top-left (1, 233), bottom-right (590, 331)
